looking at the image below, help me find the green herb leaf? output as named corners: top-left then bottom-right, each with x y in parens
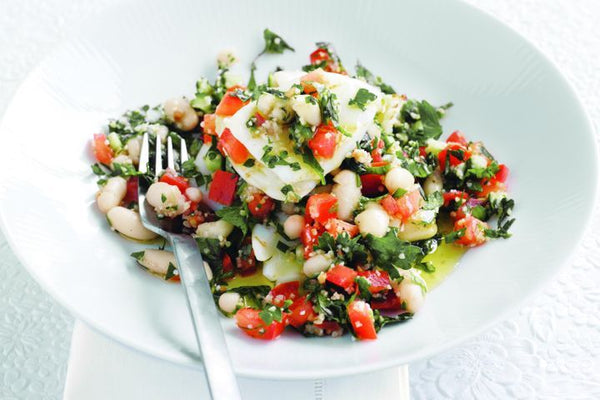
top-left (444, 228), bottom-right (466, 243)
top-left (348, 88), bottom-right (377, 111)
top-left (364, 229), bottom-right (423, 278)
top-left (262, 29), bottom-right (295, 54)
top-left (130, 251), bottom-right (145, 261)
top-left (216, 205), bottom-right (250, 235)
top-left (165, 262), bottom-right (178, 280)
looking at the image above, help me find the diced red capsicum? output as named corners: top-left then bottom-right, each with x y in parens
top-left (326, 265), bottom-right (357, 293)
top-left (454, 215), bottom-right (488, 247)
top-left (92, 133), bottom-right (114, 164)
top-left (235, 308), bottom-right (286, 340)
top-left (308, 123), bottom-right (337, 159)
top-left (324, 218), bottom-right (359, 238)
top-left (360, 174), bottom-right (386, 197)
top-left (268, 281), bottom-right (300, 307)
top-left (380, 190), bottom-right (422, 222)
top-left (247, 192), bottom-right (275, 220)
top-left (159, 171), bottom-right (189, 194)
top-left (357, 270), bottom-right (391, 294)
top-left (305, 193), bottom-right (338, 224)
top-left (347, 300), bottom-right (377, 340)
top-left (288, 296), bottom-right (317, 328)
top-left (215, 86), bottom-right (250, 117)
top-left (208, 170), bottom-right (238, 205)
top-left (446, 130), bottom-right (468, 146)
top-left (218, 128), bottom-right (250, 164)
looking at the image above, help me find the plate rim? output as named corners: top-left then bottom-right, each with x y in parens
top-left (0, 0), bottom-right (598, 379)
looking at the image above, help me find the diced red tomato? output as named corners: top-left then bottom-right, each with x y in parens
top-left (442, 190), bottom-right (470, 207)
top-left (347, 300), bottom-right (377, 340)
top-left (381, 190), bottom-right (422, 222)
top-left (419, 146), bottom-right (427, 158)
top-left (446, 130), bottom-right (468, 146)
top-left (477, 179), bottom-right (507, 198)
top-left (357, 270), bottom-right (391, 294)
top-left (159, 171), bottom-right (189, 194)
top-left (300, 223), bottom-right (325, 258)
top-left (308, 123), bottom-right (337, 159)
top-left (235, 308), bottom-right (286, 340)
top-left (360, 174), bottom-right (386, 196)
top-left (454, 215), bottom-right (488, 247)
top-left (247, 192), bottom-right (275, 220)
top-left (324, 218), bottom-right (359, 238)
top-left (222, 253), bottom-right (234, 273)
top-left (309, 47), bottom-right (345, 74)
top-left (495, 164), bottom-right (509, 183)
top-left (218, 128), bottom-right (250, 164)
top-left (208, 170), bottom-right (238, 205)
top-left (326, 265), bottom-right (357, 293)
top-left (122, 177), bottom-right (138, 205)
top-left (269, 281), bottom-right (300, 307)
top-left (288, 296), bottom-right (317, 328)
top-left (370, 291), bottom-right (402, 310)
top-left (203, 134), bottom-right (213, 144)
top-left (370, 138), bottom-right (385, 162)
top-left (92, 133), bottom-right (114, 164)
top-left (215, 86), bottom-right (249, 116)
top-left (202, 113), bottom-right (217, 135)
top-left (438, 143), bottom-right (471, 172)
top-left (306, 193), bottom-right (338, 224)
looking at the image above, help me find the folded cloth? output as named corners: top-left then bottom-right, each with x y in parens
top-left (63, 321), bottom-right (409, 400)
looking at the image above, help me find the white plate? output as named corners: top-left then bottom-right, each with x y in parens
top-left (0, 0), bottom-right (596, 379)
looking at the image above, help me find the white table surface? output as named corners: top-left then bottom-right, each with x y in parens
top-left (1, 1), bottom-right (599, 399)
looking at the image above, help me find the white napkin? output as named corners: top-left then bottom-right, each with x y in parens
top-left (63, 321), bottom-right (409, 400)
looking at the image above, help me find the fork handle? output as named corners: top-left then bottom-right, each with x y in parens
top-left (170, 234), bottom-right (242, 400)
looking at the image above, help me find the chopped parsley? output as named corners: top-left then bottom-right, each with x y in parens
top-left (216, 204), bottom-right (250, 235)
top-left (348, 88), bottom-right (377, 111)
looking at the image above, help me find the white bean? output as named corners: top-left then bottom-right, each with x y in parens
top-left (303, 254), bottom-right (333, 277)
top-left (96, 176), bottom-right (127, 214)
top-left (257, 93), bottom-right (276, 116)
top-left (111, 154), bottom-right (132, 168)
top-left (137, 249), bottom-right (176, 275)
top-left (195, 220), bottom-right (234, 240)
top-left (398, 220), bottom-right (438, 242)
top-left (384, 167), bottom-right (414, 194)
top-left (107, 207), bottom-right (158, 241)
top-left (126, 136), bottom-right (142, 164)
top-left (218, 292), bottom-right (241, 314)
top-left (216, 49), bottom-right (238, 68)
top-left (355, 204), bottom-right (389, 237)
top-left (203, 261), bottom-right (213, 281)
top-left (291, 95), bottom-right (321, 126)
top-left (185, 187), bottom-right (202, 203)
top-left (332, 170), bottom-right (362, 221)
top-left (164, 97), bottom-right (199, 131)
top-left (284, 215), bottom-right (305, 239)
top-left (423, 170), bottom-right (443, 195)
top-left (146, 182), bottom-right (189, 217)
top-left (397, 279), bottom-right (425, 313)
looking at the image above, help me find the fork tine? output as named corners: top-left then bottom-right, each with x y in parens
top-left (167, 136), bottom-right (175, 171)
top-left (155, 134), bottom-right (163, 176)
top-left (139, 132), bottom-right (150, 173)
top-left (180, 138), bottom-right (189, 164)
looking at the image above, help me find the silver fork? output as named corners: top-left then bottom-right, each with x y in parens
top-left (137, 133), bottom-right (241, 400)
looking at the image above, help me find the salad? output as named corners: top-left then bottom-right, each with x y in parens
top-left (91, 29), bottom-right (515, 341)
